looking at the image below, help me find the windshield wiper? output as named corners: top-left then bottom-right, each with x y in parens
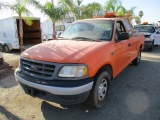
top-left (71, 37), bottom-right (97, 41)
top-left (58, 37), bottom-right (68, 40)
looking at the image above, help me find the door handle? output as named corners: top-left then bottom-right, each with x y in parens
top-left (128, 43), bottom-right (131, 47)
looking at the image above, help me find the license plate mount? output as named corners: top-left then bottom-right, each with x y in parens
top-left (24, 86), bottom-right (36, 97)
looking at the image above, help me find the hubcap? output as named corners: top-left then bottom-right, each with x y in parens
top-left (98, 79), bottom-right (108, 101)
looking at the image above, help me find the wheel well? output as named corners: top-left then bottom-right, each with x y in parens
top-left (140, 45), bottom-right (142, 49)
top-left (4, 43), bottom-right (12, 51)
top-left (95, 64), bottom-right (113, 81)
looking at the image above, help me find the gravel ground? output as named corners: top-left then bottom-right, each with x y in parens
top-left (0, 47), bottom-right (160, 120)
top-left (0, 51), bottom-right (19, 79)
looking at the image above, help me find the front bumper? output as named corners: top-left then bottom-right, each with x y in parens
top-left (15, 67), bottom-right (94, 104)
top-left (144, 41), bottom-right (153, 49)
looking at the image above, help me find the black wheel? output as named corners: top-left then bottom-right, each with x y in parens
top-left (148, 41), bottom-right (154, 51)
top-left (86, 70), bottom-right (110, 108)
top-left (0, 43), bottom-right (4, 52)
top-left (4, 44), bottom-right (10, 53)
top-left (132, 49), bottom-right (141, 66)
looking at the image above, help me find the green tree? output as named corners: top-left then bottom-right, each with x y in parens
top-left (138, 10), bottom-right (144, 23)
top-left (8, 0), bottom-right (33, 52)
top-left (59, 0), bottom-right (84, 20)
top-left (85, 2), bottom-right (104, 18)
top-left (72, 0), bottom-right (83, 20)
top-left (30, 0), bottom-right (66, 39)
top-left (105, 0), bottom-right (125, 16)
top-left (59, 0), bottom-right (103, 19)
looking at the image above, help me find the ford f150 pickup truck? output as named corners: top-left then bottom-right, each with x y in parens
top-left (15, 17), bottom-right (144, 108)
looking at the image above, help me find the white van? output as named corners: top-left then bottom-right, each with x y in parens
top-left (41, 16), bottom-right (75, 41)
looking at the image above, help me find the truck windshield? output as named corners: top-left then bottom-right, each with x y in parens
top-left (134, 25), bottom-right (155, 33)
top-left (59, 20), bottom-right (114, 41)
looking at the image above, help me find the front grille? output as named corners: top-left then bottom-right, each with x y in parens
top-left (21, 58), bottom-right (56, 80)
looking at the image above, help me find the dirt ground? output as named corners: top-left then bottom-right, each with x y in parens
top-left (0, 51), bottom-right (19, 79)
top-left (0, 47), bottom-right (160, 120)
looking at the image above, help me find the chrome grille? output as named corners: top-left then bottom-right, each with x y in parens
top-left (21, 58), bottom-right (55, 79)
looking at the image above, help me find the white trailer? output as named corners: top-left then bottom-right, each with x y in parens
top-left (0, 16), bottom-right (42, 52)
top-left (41, 16), bottom-right (75, 41)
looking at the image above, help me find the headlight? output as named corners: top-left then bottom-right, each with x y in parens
top-left (58, 65), bottom-right (88, 77)
top-left (145, 37), bottom-right (152, 41)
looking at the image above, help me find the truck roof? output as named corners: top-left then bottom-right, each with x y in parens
top-left (76, 18), bottom-right (128, 22)
top-left (134, 24), bottom-right (155, 27)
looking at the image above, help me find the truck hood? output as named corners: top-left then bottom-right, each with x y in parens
top-left (21, 40), bottom-right (107, 63)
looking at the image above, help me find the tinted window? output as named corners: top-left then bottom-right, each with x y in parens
top-left (134, 25), bottom-right (155, 33)
top-left (116, 21), bottom-right (126, 41)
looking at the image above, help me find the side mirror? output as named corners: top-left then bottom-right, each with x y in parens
top-left (119, 32), bottom-right (129, 40)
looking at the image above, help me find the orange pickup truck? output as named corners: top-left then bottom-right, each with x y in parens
top-left (15, 17), bottom-right (144, 108)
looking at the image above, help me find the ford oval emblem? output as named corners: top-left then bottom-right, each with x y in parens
top-left (30, 66), bottom-right (38, 71)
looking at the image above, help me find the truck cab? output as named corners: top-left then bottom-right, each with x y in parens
top-left (15, 15), bottom-right (144, 108)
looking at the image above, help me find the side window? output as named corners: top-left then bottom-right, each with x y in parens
top-left (116, 21), bottom-right (126, 41)
top-left (124, 20), bottom-right (133, 37)
top-left (56, 25), bottom-right (65, 31)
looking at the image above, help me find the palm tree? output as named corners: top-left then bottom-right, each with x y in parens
top-left (72, 0), bottom-right (83, 20)
top-left (130, 16), bottom-right (140, 24)
top-left (30, 0), bottom-right (66, 40)
top-left (139, 10), bottom-right (144, 18)
top-left (59, 0), bottom-right (83, 20)
top-left (139, 10), bottom-right (144, 24)
top-left (8, 0), bottom-right (33, 52)
top-left (85, 2), bottom-right (104, 18)
top-left (124, 7), bottom-right (138, 24)
top-left (105, 0), bottom-right (125, 16)
top-left (126, 7), bottom-right (136, 16)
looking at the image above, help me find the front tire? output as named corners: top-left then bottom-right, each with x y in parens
top-left (4, 44), bottom-right (10, 53)
top-left (148, 41), bottom-right (154, 51)
top-left (86, 71), bottom-right (110, 108)
top-left (132, 49), bottom-right (141, 66)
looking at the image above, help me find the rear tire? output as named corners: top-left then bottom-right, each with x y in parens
top-left (4, 44), bottom-right (10, 53)
top-left (132, 49), bottom-right (141, 66)
top-left (0, 43), bottom-right (4, 52)
top-left (86, 71), bottom-right (110, 108)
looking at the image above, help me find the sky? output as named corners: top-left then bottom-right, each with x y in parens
top-left (0, 0), bottom-right (160, 24)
